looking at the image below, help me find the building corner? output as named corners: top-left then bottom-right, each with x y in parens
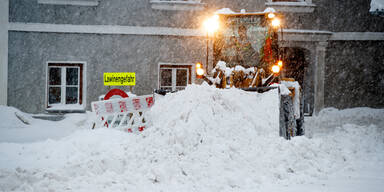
top-left (0, 0), bottom-right (9, 105)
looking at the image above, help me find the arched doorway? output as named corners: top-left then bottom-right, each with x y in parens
top-left (281, 47), bottom-right (313, 115)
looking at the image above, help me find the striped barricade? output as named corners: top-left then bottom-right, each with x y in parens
top-left (91, 95), bottom-right (154, 132)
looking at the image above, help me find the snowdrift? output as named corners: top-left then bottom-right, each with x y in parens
top-left (0, 84), bottom-right (383, 192)
top-left (0, 105), bottom-right (91, 143)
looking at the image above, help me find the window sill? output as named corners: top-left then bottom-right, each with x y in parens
top-left (38, 0), bottom-right (99, 6)
top-left (265, 2), bottom-right (316, 13)
top-left (46, 104), bottom-right (85, 113)
top-left (150, 1), bottom-right (206, 11)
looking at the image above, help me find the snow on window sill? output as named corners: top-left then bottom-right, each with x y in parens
top-left (46, 104), bottom-right (85, 112)
top-left (370, 11), bottom-right (384, 17)
top-left (150, 1), bottom-right (206, 11)
top-left (265, 1), bottom-right (316, 13)
top-left (38, 0), bottom-right (99, 6)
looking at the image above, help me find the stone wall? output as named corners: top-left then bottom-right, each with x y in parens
top-left (9, 0), bottom-right (266, 28)
top-left (325, 40), bottom-right (384, 109)
top-left (8, 32), bottom-right (205, 113)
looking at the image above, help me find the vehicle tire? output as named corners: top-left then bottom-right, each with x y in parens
top-left (280, 94), bottom-right (297, 140)
top-left (296, 91), bottom-right (305, 136)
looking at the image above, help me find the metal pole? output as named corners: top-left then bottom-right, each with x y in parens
top-left (280, 25), bottom-right (284, 79)
top-left (206, 32), bottom-right (209, 74)
top-left (280, 26), bottom-right (284, 49)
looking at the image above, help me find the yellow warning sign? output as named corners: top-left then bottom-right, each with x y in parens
top-left (103, 72), bottom-right (136, 86)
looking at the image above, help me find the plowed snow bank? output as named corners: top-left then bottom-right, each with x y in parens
top-left (0, 85), bottom-right (383, 192)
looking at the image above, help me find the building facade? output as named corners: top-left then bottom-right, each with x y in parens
top-left (0, 0), bottom-right (383, 114)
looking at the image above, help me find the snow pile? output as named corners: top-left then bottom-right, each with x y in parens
top-left (0, 85), bottom-right (384, 191)
top-left (212, 61), bottom-right (233, 77)
top-left (270, 83), bottom-right (291, 95)
top-left (212, 61), bottom-right (256, 78)
top-left (306, 107), bottom-right (384, 137)
top-left (0, 105), bottom-right (34, 129)
top-left (0, 105), bottom-right (93, 143)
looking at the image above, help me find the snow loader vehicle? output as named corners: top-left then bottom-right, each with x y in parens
top-left (196, 10), bottom-right (304, 139)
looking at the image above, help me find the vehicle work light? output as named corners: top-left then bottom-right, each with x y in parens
top-left (196, 62), bottom-right (205, 77)
top-left (272, 65), bottom-right (280, 74)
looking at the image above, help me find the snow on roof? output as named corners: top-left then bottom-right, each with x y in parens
top-left (215, 8), bottom-right (235, 14)
top-left (263, 7), bottom-right (276, 13)
top-left (371, 0), bottom-right (384, 12)
top-left (216, 7), bottom-right (277, 15)
top-left (216, 7), bottom-right (271, 15)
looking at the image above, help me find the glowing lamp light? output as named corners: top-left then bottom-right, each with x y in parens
top-left (271, 18), bottom-right (281, 28)
top-left (277, 60), bottom-right (283, 67)
top-left (268, 13), bottom-right (275, 19)
top-left (196, 62), bottom-right (205, 76)
top-left (196, 68), bottom-right (205, 76)
top-left (203, 15), bottom-right (220, 34)
top-left (196, 62), bottom-right (202, 69)
top-left (272, 65), bottom-right (280, 73)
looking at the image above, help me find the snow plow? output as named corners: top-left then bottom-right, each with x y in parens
top-left (196, 9), bottom-right (304, 139)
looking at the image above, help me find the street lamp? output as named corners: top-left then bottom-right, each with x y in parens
top-left (271, 18), bottom-right (281, 28)
top-left (203, 15), bottom-right (219, 74)
top-left (203, 14), bottom-right (219, 35)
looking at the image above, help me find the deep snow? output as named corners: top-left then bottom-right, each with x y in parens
top-left (0, 84), bottom-right (383, 192)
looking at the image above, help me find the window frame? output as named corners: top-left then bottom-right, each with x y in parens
top-left (150, 0), bottom-right (206, 11)
top-left (370, 0), bottom-right (384, 16)
top-left (265, 0), bottom-right (315, 13)
top-left (37, 0), bottom-right (99, 6)
top-left (267, 0), bottom-right (311, 3)
top-left (158, 63), bottom-right (195, 92)
top-left (45, 61), bottom-right (87, 112)
top-left (47, 65), bottom-right (80, 105)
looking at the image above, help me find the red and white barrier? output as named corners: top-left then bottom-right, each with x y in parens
top-left (91, 95), bottom-right (154, 132)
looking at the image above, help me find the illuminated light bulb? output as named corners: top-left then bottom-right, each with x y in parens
top-left (277, 60), bottom-right (283, 67)
top-left (271, 18), bottom-right (281, 28)
top-left (196, 68), bottom-right (205, 76)
top-left (272, 65), bottom-right (280, 73)
top-left (196, 63), bottom-right (202, 69)
top-left (203, 16), bottom-right (220, 34)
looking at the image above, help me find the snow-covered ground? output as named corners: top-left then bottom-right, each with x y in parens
top-left (0, 84), bottom-right (383, 192)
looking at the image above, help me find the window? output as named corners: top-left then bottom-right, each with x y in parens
top-left (271, 0), bottom-right (305, 2)
top-left (38, 0), bottom-right (99, 6)
top-left (150, 0), bottom-right (205, 11)
top-left (268, 0), bottom-right (308, 2)
top-left (158, 0), bottom-right (202, 2)
top-left (265, 0), bottom-right (315, 13)
top-left (370, 0), bottom-right (384, 16)
top-left (46, 62), bottom-right (85, 111)
top-left (159, 64), bottom-right (194, 91)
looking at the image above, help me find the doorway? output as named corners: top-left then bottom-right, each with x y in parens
top-left (281, 47), bottom-right (313, 115)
